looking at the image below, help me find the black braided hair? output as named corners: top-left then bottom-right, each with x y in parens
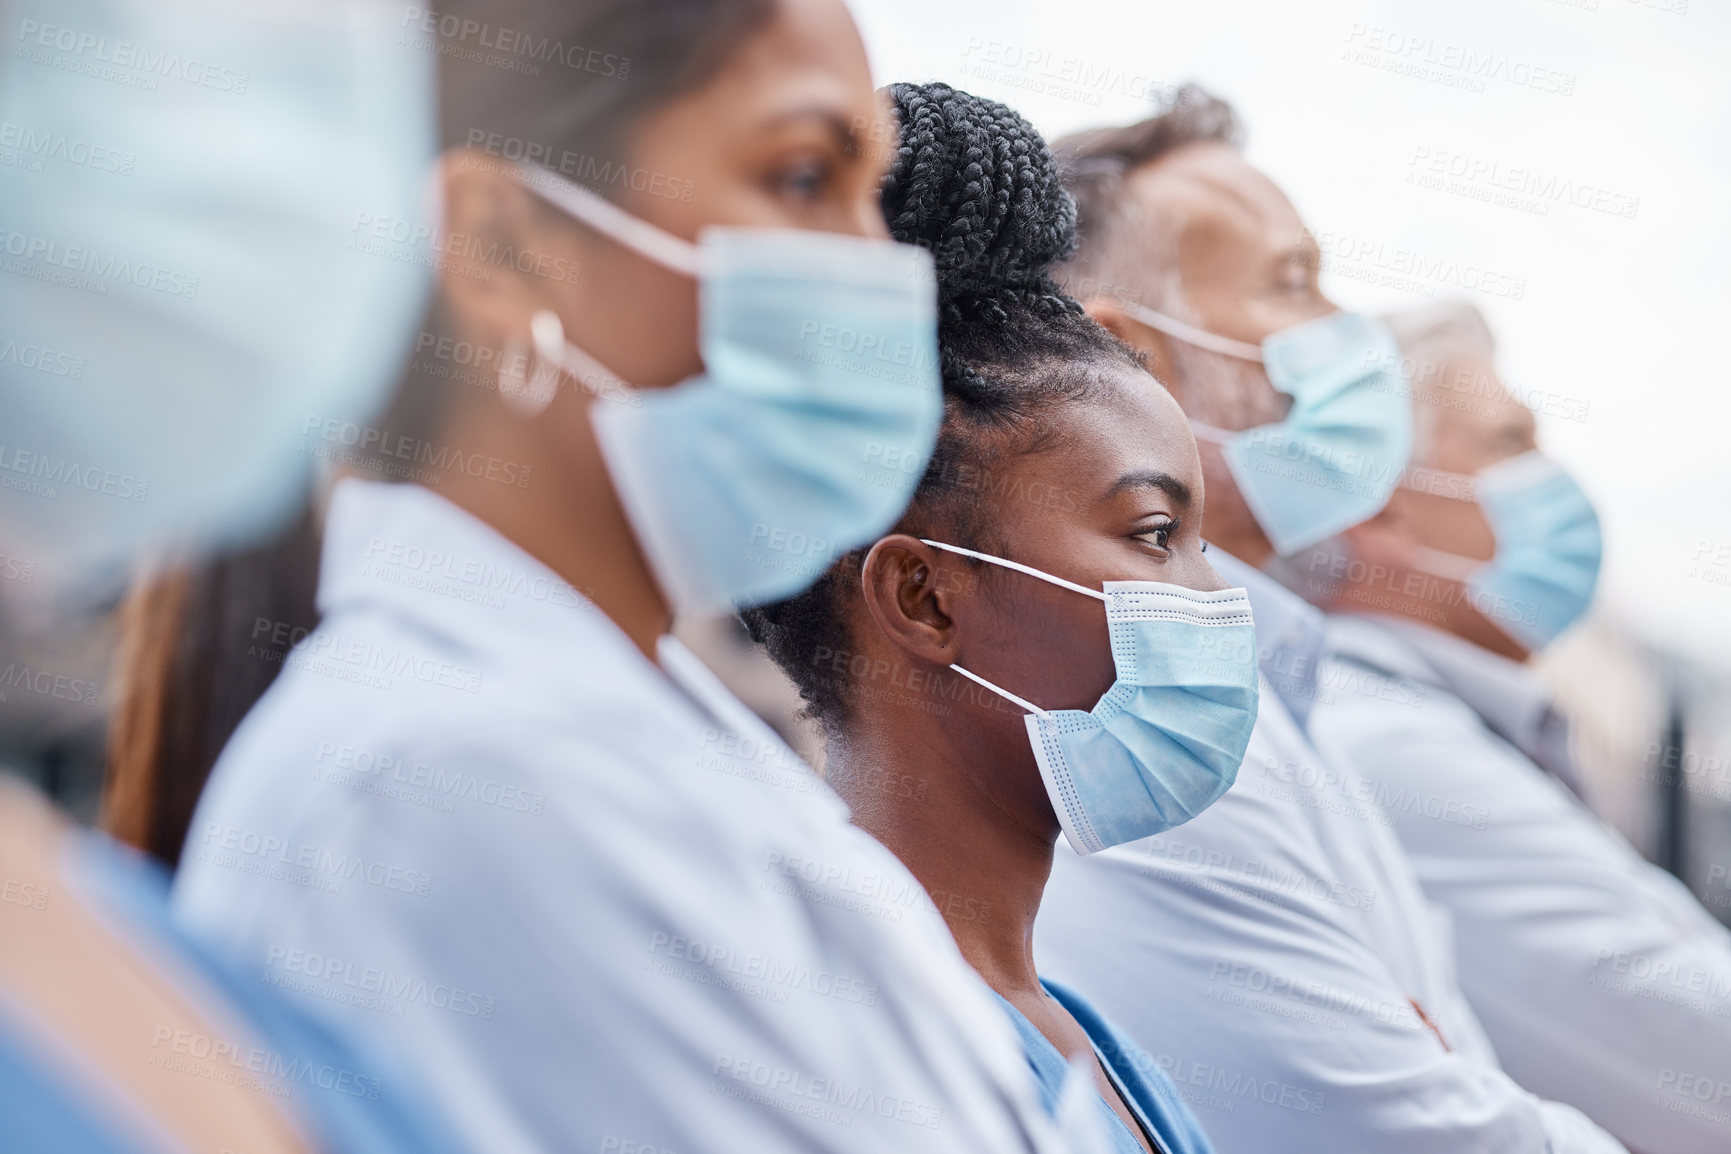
top-left (740, 82), bottom-right (1147, 736)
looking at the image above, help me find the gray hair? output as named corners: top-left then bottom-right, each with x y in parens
top-left (1052, 83), bottom-right (1241, 312)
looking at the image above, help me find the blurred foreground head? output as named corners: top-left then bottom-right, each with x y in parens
top-left (93, 0), bottom-right (898, 860)
top-left (0, 0), bottom-right (437, 596)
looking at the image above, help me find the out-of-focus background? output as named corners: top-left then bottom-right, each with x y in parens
top-left (5, 0), bottom-right (1730, 921)
top-left (841, 0), bottom-right (1731, 920)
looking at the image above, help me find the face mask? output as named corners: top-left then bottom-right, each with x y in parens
top-left (1125, 305), bottom-right (1414, 557)
top-left (0, 0), bottom-right (434, 584)
top-left (921, 540), bottom-right (1260, 855)
top-left (1405, 451), bottom-right (1602, 649)
top-left (517, 165), bottom-right (943, 615)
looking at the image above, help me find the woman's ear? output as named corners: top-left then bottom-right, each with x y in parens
top-left (437, 149), bottom-right (577, 348)
top-left (859, 534), bottom-right (969, 666)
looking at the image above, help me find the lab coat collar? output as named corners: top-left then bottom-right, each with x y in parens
top-left (318, 478), bottom-right (639, 670)
top-left (1325, 613), bottom-right (1589, 802)
top-left (1207, 548), bottom-right (1329, 727)
top-left (317, 479), bottom-right (783, 739)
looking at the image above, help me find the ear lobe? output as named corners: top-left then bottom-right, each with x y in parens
top-left (860, 535), bottom-right (960, 666)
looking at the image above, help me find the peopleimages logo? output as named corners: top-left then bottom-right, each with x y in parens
top-left (148, 1027), bottom-right (382, 1099)
top-left (0, 338), bottom-right (84, 379)
top-left (14, 19), bottom-right (251, 93)
top-left (0, 228), bottom-right (200, 297)
top-left (399, 7), bottom-right (630, 79)
top-left (0, 443), bottom-right (149, 503)
top-left (0, 121), bottom-right (135, 175)
top-left (301, 416), bottom-right (533, 489)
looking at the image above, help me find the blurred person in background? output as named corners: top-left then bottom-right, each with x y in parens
top-left (1035, 85), bottom-right (1627, 1154)
top-left (1277, 301), bottom-right (1731, 1154)
top-left (748, 80), bottom-right (1252, 1154)
top-left (170, 2), bottom-right (1075, 1152)
top-left (0, 0), bottom-right (470, 1150)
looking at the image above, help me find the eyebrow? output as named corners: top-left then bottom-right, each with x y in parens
top-left (760, 105), bottom-right (872, 154)
top-left (1103, 469), bottom-right (1192, 508)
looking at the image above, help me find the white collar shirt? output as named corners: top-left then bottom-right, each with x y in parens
top-left (172, 479), bottom-right (1066, 1154)
top-left (1206, 549), bottom-right (1328, 727)
top-left (1308, 613), bottom-right (1731, 1154)
top-left (1035, 678), bottom-right (1625, 1154)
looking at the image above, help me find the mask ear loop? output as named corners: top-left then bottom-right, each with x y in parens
top-left (916, 538), bottom-right (1109, 720)
top-left (1399, 463), bottom-right (1480, 503)
top-left (1122, 301), bottom-right (1264, 362)
top-left (1384, 463), bottom-right (1493, 581)
top-left (529, 309), bottom-right (638, 409)
top-left (513, 162), bottom-right (706, 279)
top-left (919, 539), bottom-right (1107, 601)
top-left (947, 664), bottom-right (1053, 719)
top-left (512, 164), bottom-right (690, 413)
top-left (1188, 420), bottom-right (1238, 446)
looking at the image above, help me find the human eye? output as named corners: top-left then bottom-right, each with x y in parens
top-left (1133, 518), bottom-right (1178, 553)
top-left (768, 153), bottom-right (832, 206)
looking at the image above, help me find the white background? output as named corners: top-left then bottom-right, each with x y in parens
top-left (849, 0), bottom-right (1731, 667)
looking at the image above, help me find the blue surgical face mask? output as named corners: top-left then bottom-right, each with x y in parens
top-left (1406, 451), bottom-right (1602, 650)
top-left (921, 540), bottom-right (1260, 855)
top-left (517, 165), bottom-right (943, 615)
top-left (1125, 306), bottom-right (1414, 557)
top-left (0, 0), bottom-right (434, 584)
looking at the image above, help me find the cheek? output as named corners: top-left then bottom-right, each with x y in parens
top-left (997, 597), bottom-right (1117, 712)
top-left (1436, 502), bottom-right (1498, 562)
top-left (1398, 490), bottom-right (1496, 562)
top-left (566, 247), bottom-right (700, 389)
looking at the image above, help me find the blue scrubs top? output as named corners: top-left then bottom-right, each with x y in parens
top-left (995, 977), bottom-right (1216, 1154)
top-left (0, 830), bottom-right (467, 1154)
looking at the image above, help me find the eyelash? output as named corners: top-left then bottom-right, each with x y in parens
top-left (773, 158), bottom-right (830, 204)
top-left (1135, 519), bottom-right (1179, 551)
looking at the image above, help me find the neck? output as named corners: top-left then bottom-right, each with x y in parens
top-left (1450, 605), bottom-right (1531, 662)
top-left (1329, 572), bottom-right (1530, 663)
top-left (434, 388), bottom-right (672, 659)
top-left (827, 718), bottom-right (1055, 1000)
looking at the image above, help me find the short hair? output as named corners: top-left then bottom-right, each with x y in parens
top-left (1053, 84), bottom-right (1241, 310)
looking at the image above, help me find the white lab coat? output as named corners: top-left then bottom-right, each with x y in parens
top-left (173, 479), bottom-right (1067, 1154)
top-left (1033, 553), bottom-right (1625, 1154)
top-left (1308, 613), bottom-right (1731, 1154)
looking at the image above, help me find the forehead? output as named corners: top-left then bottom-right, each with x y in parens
top-left (1126, 142), bottom-right (1309, 263)
top-left (1013, 367), bottom-right (1198, 491)
top-left (717, 0), bottom-right (874, 102)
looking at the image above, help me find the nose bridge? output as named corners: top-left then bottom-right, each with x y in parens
top-left (1194, 555), bottom-right (1231, 593)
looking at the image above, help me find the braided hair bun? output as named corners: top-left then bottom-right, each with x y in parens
top-left (881, 82), bottom-right (1081, 329)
